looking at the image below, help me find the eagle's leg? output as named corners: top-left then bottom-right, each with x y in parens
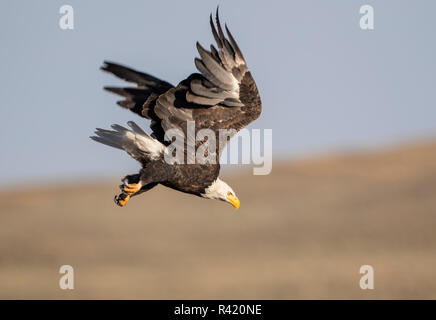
top-left (114, 174), bottom-right (158, 207)
top-left (114, 174), bottom-right (142, 207)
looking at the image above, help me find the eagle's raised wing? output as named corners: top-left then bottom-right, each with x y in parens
top-left (103, 9), bottom-right (262, 163)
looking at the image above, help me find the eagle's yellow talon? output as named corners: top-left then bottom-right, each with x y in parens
top-left (121, 183), bottom-right (142, 195)
top-left (115, 193), bottom-right (130, 207)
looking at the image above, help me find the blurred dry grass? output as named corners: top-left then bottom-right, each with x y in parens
top-left (1, 141), bottom-right (436, 299)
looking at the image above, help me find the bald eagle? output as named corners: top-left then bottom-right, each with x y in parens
top-left (91, 9), bottom-right (262, 209)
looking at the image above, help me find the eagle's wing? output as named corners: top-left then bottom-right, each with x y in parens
top-left (153, 9), bottom-right (262, 162)
top-left (101, 61), bottom-right (174, 142)
top-left (102, 9), bottom-right (261, 163)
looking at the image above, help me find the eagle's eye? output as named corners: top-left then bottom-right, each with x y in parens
top-left (227, 191), bottom-right (233, 196)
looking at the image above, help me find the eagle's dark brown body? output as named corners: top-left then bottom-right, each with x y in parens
top-left (91, 10), bottom-right (262, 207)
top-left (138, 162), bottom-right (220, 196)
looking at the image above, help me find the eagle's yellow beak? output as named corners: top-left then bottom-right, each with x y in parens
top-left (227, 194), bottom-right (240, 210)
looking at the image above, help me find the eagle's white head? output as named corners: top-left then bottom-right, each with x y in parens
top-left (202, 178), bottom-right (240, 209)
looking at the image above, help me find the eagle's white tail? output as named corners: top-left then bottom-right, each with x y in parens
top-left (91, 121), bottom-right (165, 162)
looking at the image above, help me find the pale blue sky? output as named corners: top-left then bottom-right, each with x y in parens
top-left (1, 0), bottom-right (435, 186)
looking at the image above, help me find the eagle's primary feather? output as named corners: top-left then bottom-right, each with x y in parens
top-left (91, 8), bottom-right (262, 209)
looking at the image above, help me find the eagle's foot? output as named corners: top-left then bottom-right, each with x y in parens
top-left (119, 182), bottom-right (142, 195)
top-left (114, 193), bottom-right (130, 207)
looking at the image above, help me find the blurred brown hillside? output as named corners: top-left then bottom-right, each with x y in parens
top-left (1, 140), bottom-right (436, 299)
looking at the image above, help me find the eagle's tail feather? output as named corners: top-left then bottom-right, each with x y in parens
top-left (90, 121), bottom-right (165, 163)
top-left (90, 129), bottom-right (124, 150)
